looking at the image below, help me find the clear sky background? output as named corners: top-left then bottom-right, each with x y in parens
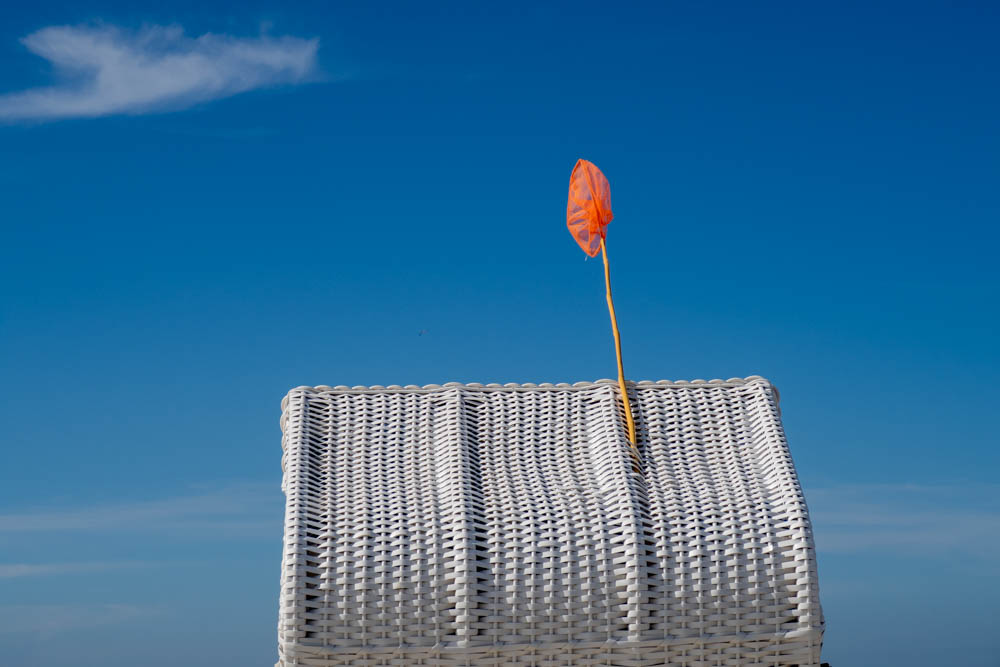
top-left (1, 2), bottom-right (998, 666)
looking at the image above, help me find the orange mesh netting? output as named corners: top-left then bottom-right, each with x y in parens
top-left (566, 158), bottom-right (613, 257)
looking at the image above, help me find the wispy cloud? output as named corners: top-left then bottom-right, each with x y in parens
top-left (806, 483), bottom-right (1000, 556)
top-left (0, 23), bottom-right (319, 121)
top-left (0, 561), bottom-right (163, 578)
top-left (0, 604), bottom-right (153, 635)
top-left (0, 482), bottom-right (281, 538)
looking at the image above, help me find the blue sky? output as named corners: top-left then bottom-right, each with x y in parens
top-left (1, 2), bottom-right (998, 665)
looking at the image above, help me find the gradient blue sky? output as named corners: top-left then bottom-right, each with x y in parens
top-left (1, 2), bottom-right (998, 666)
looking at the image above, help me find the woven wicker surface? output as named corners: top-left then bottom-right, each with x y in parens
top-left (277, 377), bottom-right (823, 666)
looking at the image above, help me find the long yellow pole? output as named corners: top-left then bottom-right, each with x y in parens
top-left (600, 236), bottom-right (639, 461)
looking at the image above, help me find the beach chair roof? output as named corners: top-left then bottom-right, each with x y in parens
top-left (276, 376), bottom-right (824, 666)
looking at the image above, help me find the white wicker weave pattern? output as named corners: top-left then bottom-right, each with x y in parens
top-left (277, 377), bottom-right (823, 666)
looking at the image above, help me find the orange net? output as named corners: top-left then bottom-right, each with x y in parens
top-left (566, 159), bottom-right (613, 257)
top-left (565, 158), bottom-right (639, 461)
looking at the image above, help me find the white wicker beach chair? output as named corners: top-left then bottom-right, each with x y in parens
top-left (276, 376), bottom-right (824, 666)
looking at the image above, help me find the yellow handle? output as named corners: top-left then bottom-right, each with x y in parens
top-left (600, 237), bottom-right (639, 462)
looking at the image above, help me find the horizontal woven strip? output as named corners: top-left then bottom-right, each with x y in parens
top-left (277, 377), bottom-right (824, 667)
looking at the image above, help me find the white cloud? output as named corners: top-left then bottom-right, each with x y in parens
top-left (0, 561), bottom-right (160, 578)
top-left (0, 482), bottom-right (281, 538)
top-left (0, 604), bottom-right (152, 635)
top-left (0, 23), bottom-right (319, 121)
top-left (805, 483), bottom-right (1000, 556)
